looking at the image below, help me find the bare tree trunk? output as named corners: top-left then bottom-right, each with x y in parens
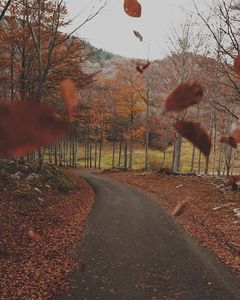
top-left (144, 99), bottom-right (150, 170)
top-left (112, 141), bottom-right (116, 168)
top-left (84, 140), bottom-right (87, 168)
top-left (124, 143), bottom-right (128, 169)
top-left (94, 141), bottom-right (97, 169)
top-left (98, 140), bottom-right (103, 169)
top-left (197, 151), bottom-right (202, 174)
top-left (118, 141), bottom-right (122, 168)
top-left (89, 139), bottom-right (92, 168)
top-left (212, 115), bottom-right (217, 175)
top-left (190, 145), bottom-right (196, 172)
top-left (162, 150), bottom-right (166, 167)
top-left (172, 135), bottom-right (182, 172)
top-left (218, 145), bottom-right (223, 176)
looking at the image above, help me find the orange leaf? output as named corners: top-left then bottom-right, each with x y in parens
top-left (124, 0), bottom-right (141, 18)
top-left (174, 120), bottom-right (211, 157)
top-left (220, 136), bottom-right (237, 148)
top-left (133, 30), bottom-right (143, 41)
top-left (0, 102), bottom-right (69, 157)
top-left (27, 228), bottom-right (43, 241)
top-left (172, 201), bottom-right (187, 217)
top-left (233, 55), bottom-right (240, 75)
top-left (229, 120), bottom-right (240, 143)
top-left (60, 78), bottom-right (78, 120)
top-left (165, 82), bottom-right (203, 113)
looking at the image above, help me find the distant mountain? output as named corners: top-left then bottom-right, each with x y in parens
top-left (83, 41), bottom-right (125, 77)
top-left (85, 42), bottom-right (116, 63)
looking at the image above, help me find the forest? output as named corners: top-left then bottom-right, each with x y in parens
top-left (0, 0), bottom-right (240, 299)
top-left (1, 0), bottom-right (240, 176)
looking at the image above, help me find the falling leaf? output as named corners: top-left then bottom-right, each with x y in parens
top-left (136, 61), bottom-right (150, 74)
top-left (220, 136), bottom-right (237, 148)
top-left (136, 65), bottom-right (143, 74)
top-left (174, 120), bottom-right (211, 157)
top-left (172, 201), bottom-right (187, 217)
top-left (233, 55), bottom-right (240, 75)
top-left (165, 82), bottom-right (203, 113)
top-left (229, 120), bottom-right (240, 143)
top-left (0, 102), bottom-right (69, 157)
top-left (142, 61), bottom-right (150, 70)
top-left (123, 0), bottom-right (141, 18)
top-left (133, 30), bottom-right (143, 41)
top-left (27, 228), bottom-right (43, 241)
top-left (60, 78), bottom-right (78, 120)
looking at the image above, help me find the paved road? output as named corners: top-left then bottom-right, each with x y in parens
top-left (61, 171), bottom-right (240, 300)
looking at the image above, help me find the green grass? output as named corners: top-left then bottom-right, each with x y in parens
top-left (45, 141), bottom-right (240, 175)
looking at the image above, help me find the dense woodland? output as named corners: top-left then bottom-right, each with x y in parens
top-left (1, 0), bottom-right (240, 176)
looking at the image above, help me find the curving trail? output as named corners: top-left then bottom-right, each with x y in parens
top-left (61, 171), bottom-right (240, 300)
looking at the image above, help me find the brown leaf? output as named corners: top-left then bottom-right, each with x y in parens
top-left (133, 30), bottom-right (143, 41)
top-left (172, 201), bottom-right (187, 217)
top-left (142, 61), bottom-right (150, 70)
top-left (220, 136), bottom-right (237, 148)
top-left (124, 0), bottom-right (141, 18)
top-left (27, 228), bottom-right (43, 242)
top-left (60, 78), bottom-right (78, 120)
top-left (136, 61), bottom-right (150, 74)
top-left (174, 120), bottom-right (211, 157)
top-left (0, 102), bottom-right (69, 157)
top-left (136, 65), bottom-right (143, 74)
top-left (165, 82), bottom-right (203, 113)
top-left (229, 120), bottom-right (240, 143)
top-left (233, 55), bottom-right (240, 75)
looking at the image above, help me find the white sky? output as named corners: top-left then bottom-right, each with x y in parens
top-left (64, 0), bottom-right (211, 60)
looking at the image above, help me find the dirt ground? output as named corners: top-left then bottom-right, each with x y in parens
top-left (0, 163), bottom-right (94, 300)
top-left (101, 171), bottom-right (240, 276)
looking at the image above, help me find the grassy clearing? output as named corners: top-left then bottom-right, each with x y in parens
top-left (44, 141), bottom-right (240, 174)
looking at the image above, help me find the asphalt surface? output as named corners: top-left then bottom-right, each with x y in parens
top-left (61, 171), bottom-right (240, 300)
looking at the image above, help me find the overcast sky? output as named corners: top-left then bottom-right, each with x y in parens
top-left (64, 0), bottom-right (211, 60)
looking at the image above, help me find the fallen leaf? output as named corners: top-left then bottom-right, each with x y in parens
top-left (174, 120), bottom-right (211, 157)
top-left (124, 0), bottom-right (141, 18)
top-left (0, 102), bottom-right (69, 157)
top-left (165, 82), bottom-right (203, 113)
top-left (172, 201), bottom-right (187, 217)
top-left (220, 136), bottom-right (237, 148)
top-left (133, 30), bottom-right (143, 41)
top-left (233, 55), bottom-right (240, 75)
top-left (27, 228), bottom-right (43, 241)
top-left (60, 78), bottom-right (78, 120)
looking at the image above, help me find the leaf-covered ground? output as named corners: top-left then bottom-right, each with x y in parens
top-left (0, 161), bottom-right (94, 299)
top-left (101, 171), bottom-right (240, 276)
